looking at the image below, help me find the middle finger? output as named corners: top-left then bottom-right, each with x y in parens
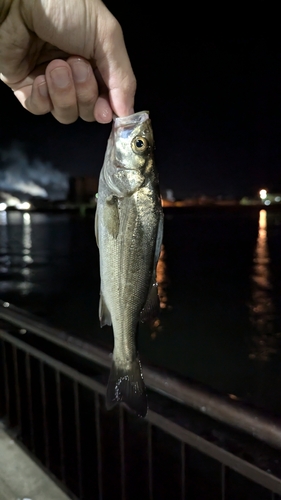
top-left (68, 57), bottom-right (99, 122)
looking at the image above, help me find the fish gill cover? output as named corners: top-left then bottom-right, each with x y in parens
top-left (0, 143), bottom-right (69, 200)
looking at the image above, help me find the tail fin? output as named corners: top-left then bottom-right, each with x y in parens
top-left (106, 357), bottom-right (147, 417)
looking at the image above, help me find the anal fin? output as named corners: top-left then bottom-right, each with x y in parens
top-left (99, 294), bottom-right (112, 327)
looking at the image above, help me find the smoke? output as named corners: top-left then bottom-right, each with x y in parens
top-left (0, 143), bottom-right (69, 200)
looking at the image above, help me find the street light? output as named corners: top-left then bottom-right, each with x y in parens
top-left (259, 189), bottom-right (267, 201)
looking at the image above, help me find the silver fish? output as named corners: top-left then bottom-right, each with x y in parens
top-left (95, 111), bottom-right (163, 417)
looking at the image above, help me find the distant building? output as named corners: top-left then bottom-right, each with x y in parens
top-left (165, 189), bottom-right (175, 202)
top-left (68, 176), bottom-right (98, 203)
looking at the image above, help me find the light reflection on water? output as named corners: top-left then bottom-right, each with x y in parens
top-left (20, 212), bottom-right (33, 294)
top-left (0, 211), bottom-right (9, 273)
top-left (249, 209), bottom-right (279, 361)
top-left (0, 211), bottom-right (39, 295)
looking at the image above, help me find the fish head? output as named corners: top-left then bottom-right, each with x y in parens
top-left (102, 111), bottom-right (155, 197)
top-left (113, 111), bottom-right (154, 173)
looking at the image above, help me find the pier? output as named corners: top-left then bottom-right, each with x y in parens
top-left (1, 300), bottom-right (281, 499)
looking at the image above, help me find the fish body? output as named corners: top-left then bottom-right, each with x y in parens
top-left (95, 111), bottom-right (163, 417)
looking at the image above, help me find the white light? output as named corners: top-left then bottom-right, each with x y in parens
top-left (264, 200), bottom-right (271, 206)
top-left (15, 202), bottom-right (31, 210)
top-left (0, 202), bottom-right (7, 211)
top-left (23, 212), bottom-right (31, 224)
top-left (275, 196), bottom-right (281, 202)
top-left (6, 195), bottom-right (20, 206)
top-left (259, 189), bottom-right (267, 200)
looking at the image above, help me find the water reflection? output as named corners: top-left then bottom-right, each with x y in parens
top-left (0, 211), bottom-right (9, 273)
top-left (150, 245), bottom-right (170, 338)
top-left (22, 213), bottom-right (33, 264)
top-left (249, 210), bottom-right (278, 361)
top-left (19, 212), bottom-right (33, 294)
top-left (0, 212), bottom-right (34, 294)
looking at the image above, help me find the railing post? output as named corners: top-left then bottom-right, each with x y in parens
top-left (56, 370), bottom-right (65, 484)
top-left (12, 345), bottom-right (22, 437)
top-left (2, 341), bottom-right (10, 425)
top-left (40, 361), bottom-right (50, 468)
top-left (25, 352), bottom-right (34, 452)
top-left (95, 392), bottom-right (103, 500)
top-left (119, 405), bottom-right (126, 500)
top-left (148, 422), bottom-right (153, 500)
top-left (74, 380), bottom-right (83, 499)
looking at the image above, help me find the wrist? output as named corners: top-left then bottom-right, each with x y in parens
top-left (0, 0), bottom-right (13, 25)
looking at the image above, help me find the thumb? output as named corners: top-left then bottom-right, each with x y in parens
top-left (94, 2), bottom-right (136, 117)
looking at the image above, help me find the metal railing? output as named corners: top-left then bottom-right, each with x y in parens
top-left (1, 299), bottom-right (281, 500)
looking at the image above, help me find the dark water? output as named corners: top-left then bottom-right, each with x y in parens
top-left (1, 208), bottom-right (281, 415)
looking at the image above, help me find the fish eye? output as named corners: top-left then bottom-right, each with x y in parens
top-left (131, 136), bottom-right (149, 154)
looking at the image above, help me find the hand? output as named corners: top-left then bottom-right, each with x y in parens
top-left (0, 0), bottom-right (136, 124)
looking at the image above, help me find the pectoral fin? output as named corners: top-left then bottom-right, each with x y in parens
top-left (113, 170), bottom-right (145, 195)
top-left (99, 294), bottom-right (112, 327)
top-left (104, 195), bottom-right (120, 238)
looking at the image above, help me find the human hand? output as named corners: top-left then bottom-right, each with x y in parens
top-left (0, 0), bottom-right (136, 124)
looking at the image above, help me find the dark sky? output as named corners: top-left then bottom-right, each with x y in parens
top-left (0, 1), bottom-right (281, 198)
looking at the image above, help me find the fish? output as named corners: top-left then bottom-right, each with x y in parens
top-left (95, 111), bottom-right (163, 417)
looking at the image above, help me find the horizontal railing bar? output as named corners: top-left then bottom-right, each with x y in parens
top-left (1, 326), bottom-right (281, 494)
top-left (144, 368), bottom-right (281, 452)
top-left (1, 301), bottom-right (281, 452)
top-left (0, 303), bottom-right (112, 368)
top-left (0, 329), bottom-right (106, 397)
top-left (147, 409), bottom-right (281, 495)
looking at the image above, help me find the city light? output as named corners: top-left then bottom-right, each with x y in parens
top-left (15, 202), bottom-right (31, 210)
top-left (0, 203), bottom-right (7, 211)
top-left (259, 189), bottom-right (267, 200)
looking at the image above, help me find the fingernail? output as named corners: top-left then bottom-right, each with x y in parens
top-left (38, 81), bottom-right (48, 98)
top-left (50, 67), bottom-right (70, 88)
top-left (72, 60), bottom-right (90, 83)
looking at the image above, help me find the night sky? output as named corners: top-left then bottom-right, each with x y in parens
top-left (1, 1), bottom-right (281, 198)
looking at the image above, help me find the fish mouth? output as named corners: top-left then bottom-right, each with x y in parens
top-left (115, 162), bottom-right (137, 171)
top-left (113, 111), bottom-right (150, 141)
top-left (113, 111), bottom-right (149, 127)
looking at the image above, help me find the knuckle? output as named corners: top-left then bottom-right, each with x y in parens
top-left (107, 16), bottom-right (122, 36)
top-left (125, 75), bottom-right (137, 95)
top-left (115, 72), bottom-right (136, 96)
top-left (77, 90), bottom-right (97, 106)
top-left (26, 97), bottom-right (51, 116)
top-left (56, 100), bottom-right (77, 111)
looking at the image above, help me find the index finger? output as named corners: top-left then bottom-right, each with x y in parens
top-left (94, 3), bottom-right (136, 117)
